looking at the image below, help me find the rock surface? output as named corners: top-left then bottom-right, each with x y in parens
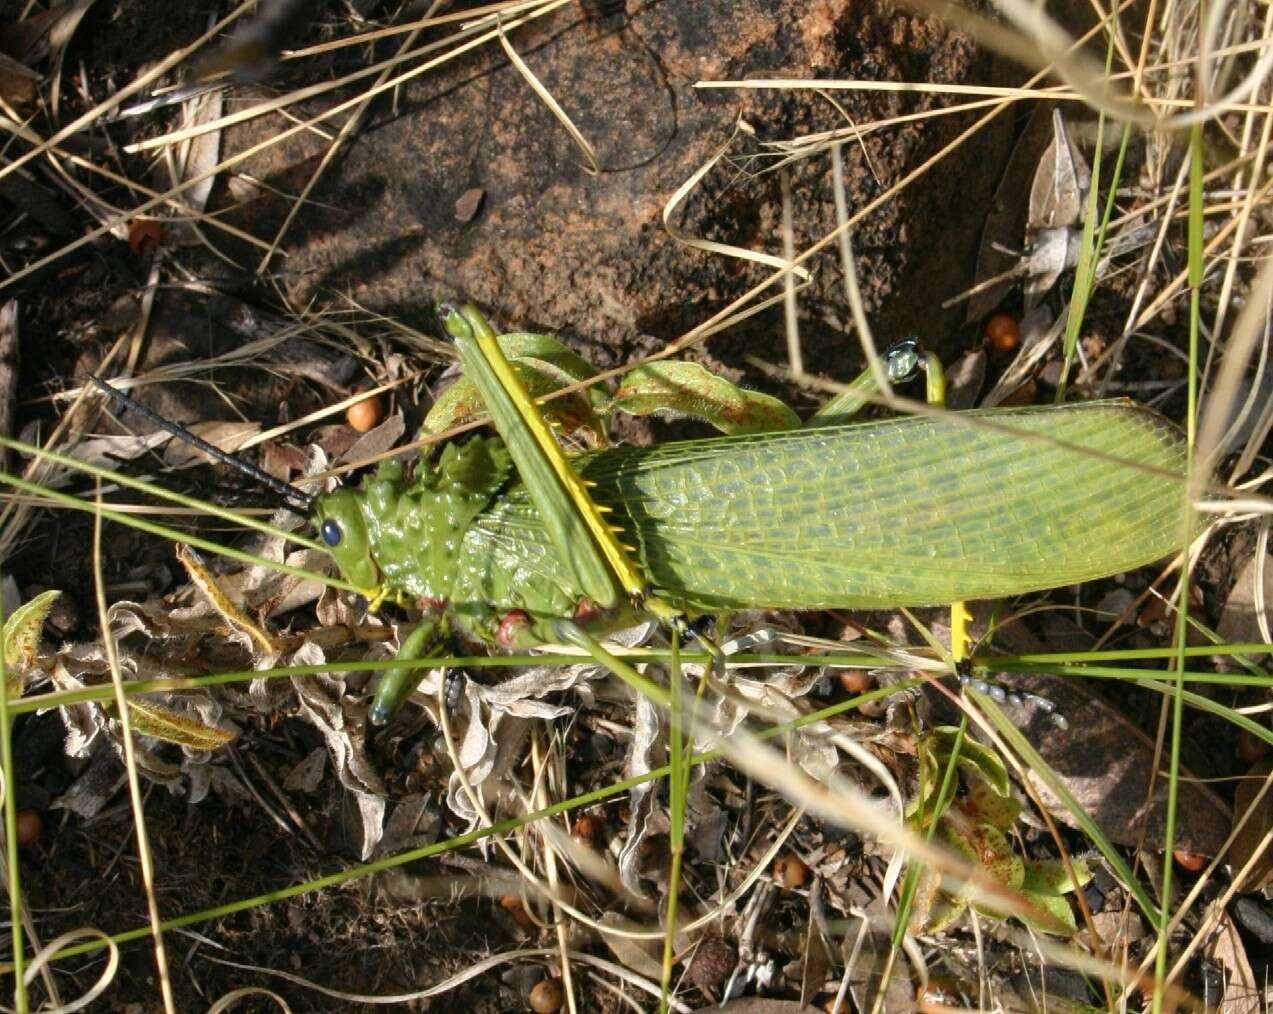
top-left (214, 0), bottom-right (1010, 397)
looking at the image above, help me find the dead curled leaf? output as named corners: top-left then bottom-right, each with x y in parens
top-left (1229, 756), bottom-right (1273, 892)
top-left (0, 52), bottom-right (39, 111)
top-left (283, 747), bottom-right (327, 794)
top-left (54, 632), bottom-right (237, 753)
top-left (286, 641), bottom-right (385, 798)
top-left (715, 662), bottom-right (838, 783)
top-left (1217, 552), bottom-right (1273, 650)
top-left (340, 412), bottom-right (404, 465)
top-left (618, 692), bottom-right (662, 899)
top-left (47, 644), bottom-right (238, 817)
top-left (161, 419), bottom-right (261, 468)
top-left (54, 432), bottom-right (171, 485)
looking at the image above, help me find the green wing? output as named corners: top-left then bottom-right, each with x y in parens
top-left (445, 306), bottom-right (625, 609)
top-left (465, 402), bottom-right (1189, 612)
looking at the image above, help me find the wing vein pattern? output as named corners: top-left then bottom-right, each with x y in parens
top-left (464, 402), bottom-right (1188, 610)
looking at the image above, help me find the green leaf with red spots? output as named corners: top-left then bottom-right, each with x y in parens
top-left (1022, 857), bottom-right (1091, 897)
top-left (611, 361), bottom-right (800, 435)
top-left (909, 726), bottom-right (1011, 821)
top-left (909, 864), bottom-right (968, 935)
top-left (107, 698), bottom-right (236, 751)
top-left (946, 821), bottom-right (1025, 896)
top-left (961, 771), bottom-right (1021, 830)
top-left (424, 333), bottom-right (606, 445)
top-left (1015, 858), bottom-right (1090, 935)
top-left (2, 588), bottom-right (60, 696)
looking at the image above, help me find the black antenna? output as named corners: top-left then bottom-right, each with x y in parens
top-left (88, 375), bottom-right (315, 513)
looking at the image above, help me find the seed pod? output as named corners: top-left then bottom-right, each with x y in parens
top-left (14, 810), bottom-right (41, 846)
top-left (571, 814), bottom-right (600, 846)
top-left (687, 937), bottom-right (736, 993)
top-left (839, 670), bottom-right (872, 694)
top-left (985, 314), bottom-right (1020, 352)
top-left (1174, 850), bottom-right (1207, 872)
top-left (346, 393), bottom-right (384, 433)
top-left (773, 852), bottom-right (808, 889)
top-left (529, 977), bottom-right (564, 1012)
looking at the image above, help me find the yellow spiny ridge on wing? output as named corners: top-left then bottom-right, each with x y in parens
top-left (463, 308), bottom-right (651, 605)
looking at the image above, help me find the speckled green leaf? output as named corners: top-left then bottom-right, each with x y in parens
top-left (1023, 857), bottom-right (1091, 896)
top-left (1017, 856), bottom-right (1090, 934)
top-left (910, 727), bottom-right (1012, 822)
top-left (2, 589), bottom-right (60, 696)
top-left (118, 699), bottom-right (236, 750)
top-left (425, 343), bottom-right (604, 444)
top-left (611, 361), bottom-right (800, 435)
top-left (961, 772), bottom-right (1021, 830)
top-left (492, 333), bottom-right (603, 384)
top-left (949, 822), bottom-right (1023, 891)
top-left (926, 727), bottom-right (1011, 798)
top-left (907, 738), bottom-right (942, 820)
top-left (1019, 888), bottom-right (1080, 935)
top-left (909, 864), bottom-right (968, 935)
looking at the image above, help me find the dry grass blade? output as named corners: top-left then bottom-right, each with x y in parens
top-left (497, 16), bottom-right (598, 176)
top-left (91, 483), bottom-right (175, 1013)
top-left (123, 0), bottom-right (571, 155)
top-left (252, 6), bottom-right (441, 271)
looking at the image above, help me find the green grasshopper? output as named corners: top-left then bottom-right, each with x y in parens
top-left (313, 305), bottom-right (1189, 723)
top-left (93, 305), bottom-right (1190, 726)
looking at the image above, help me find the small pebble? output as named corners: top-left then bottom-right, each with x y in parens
top-left (1238, 728), bottom-right (1269, 763)
top-left (1097, 587), bottom-right (1136, 619)
top-left (1234, 896), bottom-right (1273, 944)
top-left (1037, 360), bottom-right (1064, 388)
top-left (999, 378), bottom-right (1038, 406)
top-left (1081, 879), bottom-right (1105, 915)
top-left (454, 188), bottom-right (485, 223)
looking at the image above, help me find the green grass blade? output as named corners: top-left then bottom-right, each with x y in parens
top-left (0, 434), bottom-right (324, 553)
top-left (0, 468), bottom-right (356, 593)
top-left (0, 597), bottom-right (27, 1012)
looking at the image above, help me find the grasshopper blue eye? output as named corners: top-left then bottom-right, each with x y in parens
top-left (320, 520), bottom-right (342, 547)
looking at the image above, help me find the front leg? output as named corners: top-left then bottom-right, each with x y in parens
top-left (369, 602), bottom-right (445, 726)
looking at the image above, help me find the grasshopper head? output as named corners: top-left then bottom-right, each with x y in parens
top-left (313, 489), bottom-right (380, 591)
